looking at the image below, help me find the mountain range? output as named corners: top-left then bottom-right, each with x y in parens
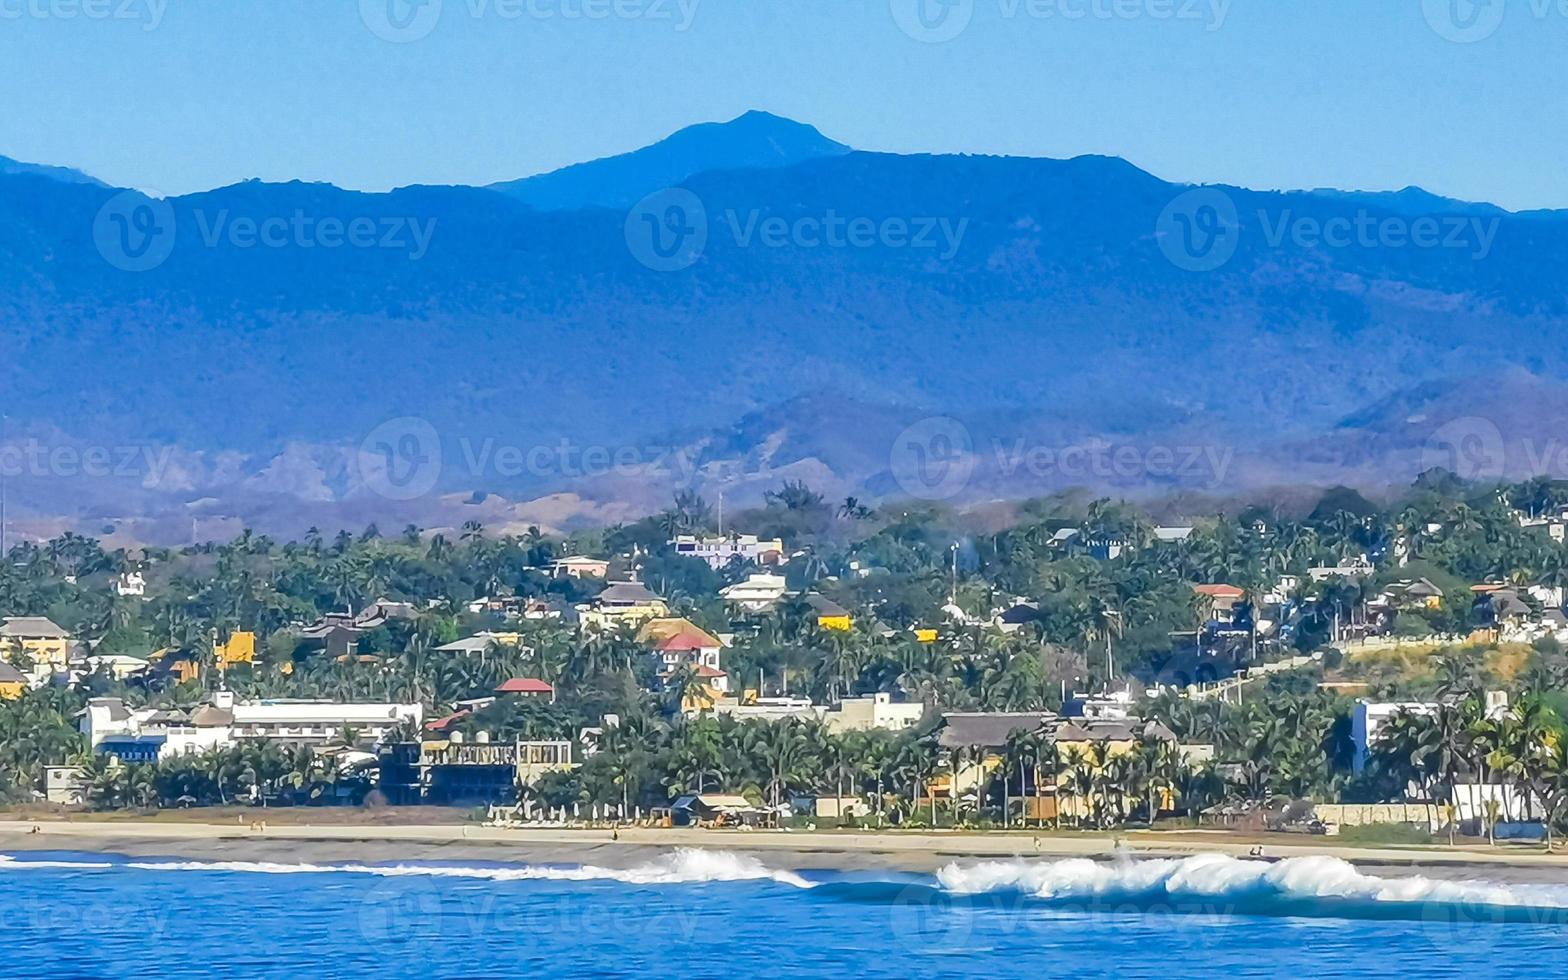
top-left (4, 111), bottom-right (1567, 543)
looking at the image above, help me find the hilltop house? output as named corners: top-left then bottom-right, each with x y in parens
top-left (115, 570), bottom-right (146, 597)
top-left (581, 581), bottom-right (668, 628)
top-left (639, 617), bottom-right (728, 695)
top-left (1193, 584), bottom-right (1246, 623)
top-left (550, 555), bottom-right (610, 579)
top-left (0, 616), bottom-right (73, 682)
top-left (821, 693), bottom-right (925, 733)
top-left (0, 661), bottom-right (26, 699)
top-left (495, 677), bottom-right (554, 700)
top-left (719, 573), bottom-right (789, 612)
top-left (436, 631), bottom-right (530, 658)
top-left (671, 534), bottom-right (785, 569)
top-left (804, 594), bottom-right (852, 631)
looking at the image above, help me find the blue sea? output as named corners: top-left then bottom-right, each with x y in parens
top-left (4, 848), bottom-right (1568, 978)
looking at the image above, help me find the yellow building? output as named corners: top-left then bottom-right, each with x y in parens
top-left (148, 647), bottom-right (200, 685)
top-left (580, 581), bottom-right (668, 629)
top-left (805, 595), bottom-right (852, 631)
top-left (1053, 719), bottom-right (1209, 822)
top-left (215, 631), bottom-right (256, 667)
top-left (0, 662), bottom-right (27, 699)
top-left (0, 616), bottom-right (72, 678)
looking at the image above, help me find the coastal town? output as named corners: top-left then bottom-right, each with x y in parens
top-left (4, 474), bottom-right (1568, 847)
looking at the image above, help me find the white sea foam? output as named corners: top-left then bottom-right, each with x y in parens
top-left (935, 853), bottom-right (1568, 911)
top-left (0, 855), bottom-right (114, 870)
top-left (2, 848), bottom-right (811, 888)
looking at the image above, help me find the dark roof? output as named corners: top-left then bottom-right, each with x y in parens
top-left (0, 616), bottom-right (69, 638)
top-left (805, 594), bottom-right (850, 617)
top-left (0, 661), bottom-right (25, 683)
top-left (85, 697), bottom-right (131, 722)
top-left (598, 581), bottom-right (660, 605)
top-left (936, 712), bottom-right (1055, 749)
top-left (1051, 718), bottom-right (1178, 743)
top-left (998, 603), bottom-right (1042, 624)
top-left (189, 704), bottom-right (235, 727)
top-left (355, 600), bottom-right (418, 627)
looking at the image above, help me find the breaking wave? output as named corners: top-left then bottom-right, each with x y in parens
top-left (934, 853), bottom-right (1568, 921)
top-left (0, 849), bottom-right (812, 889)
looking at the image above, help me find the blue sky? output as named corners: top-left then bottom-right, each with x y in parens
top-left (3, 0), bottom-right (1564, 208)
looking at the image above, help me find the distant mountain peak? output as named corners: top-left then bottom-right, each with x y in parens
top-left (487, 110), bottom-right (851, 211)
top-left (1306, 184), bottom-right (1506, 217)
top-left (0, 154), bottom-right (108, 188)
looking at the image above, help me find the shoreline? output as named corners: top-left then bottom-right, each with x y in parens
top-left (5, 820), bottom-right (1568, 880)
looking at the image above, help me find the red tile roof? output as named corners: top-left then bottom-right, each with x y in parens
top-left (496, 677), bottom-right (554, 694)
top-left (1193, 584), bottom-right (1245, 599)
top-left (656, 630), bottom-right (718, 652)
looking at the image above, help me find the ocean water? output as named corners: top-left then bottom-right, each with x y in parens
top-left (3, 849), bottom-right (1567, 978)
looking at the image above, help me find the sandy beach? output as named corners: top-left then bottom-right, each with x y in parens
top-left (5, 818), bottom-right (1568, 882)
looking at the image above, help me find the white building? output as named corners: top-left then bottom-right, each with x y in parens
top-left (822, 693), bottom-right (925, 733)
top-left (82, 691), bottom-right (422, 763)
top-left (718, 573), bottom-right (789, 612)
top-left (116, 571), bottom-right (146, 597)
top-left (1352, 691), bottom-right (1508, 773)
top-left (671, 534), bottom-right (784, 570)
